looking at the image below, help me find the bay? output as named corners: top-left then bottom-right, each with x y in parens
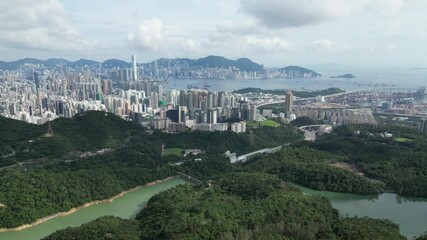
top-left (165, 66), bottom-right (427, 93)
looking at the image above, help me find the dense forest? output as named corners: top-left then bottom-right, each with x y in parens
top-left (0, 111), bottom-right (141, 167)
top-left (0, 111), bottom-right (302, 228)
top-left (44, 173), bottom-right (406, 240)
top-left (244, 147), bottom-right (383, 195)
top-left (299, 125), bottom-right (427, 197)
top-left (42, 216), bottom-right (140, 240)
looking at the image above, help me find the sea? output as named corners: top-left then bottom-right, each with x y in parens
top-left (165, 65), bottom-right (427, 94)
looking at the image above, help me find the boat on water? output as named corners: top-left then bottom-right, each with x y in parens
top-left (187, 84), bottom-right (199, 89)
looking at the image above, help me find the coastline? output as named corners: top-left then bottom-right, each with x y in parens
top-left (0, 176), bottom-right (174, 233)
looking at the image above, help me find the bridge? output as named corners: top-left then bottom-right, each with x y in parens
top-left (177, 172), bottom-right (203, 185)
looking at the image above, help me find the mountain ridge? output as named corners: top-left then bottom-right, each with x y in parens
top-left (0, 56), bottom-right (317, 74)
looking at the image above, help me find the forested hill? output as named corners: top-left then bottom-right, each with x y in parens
top-left (0, 113), bottom-right (304, 229)
top-left (300, 125), bottom-right (427, 197)
top-left (279, 65), bottom-right (322, 77)
top-left (0, 111), bottom-right (141, 167)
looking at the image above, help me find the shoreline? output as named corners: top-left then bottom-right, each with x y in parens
top-left (0, 176), bottom-right (174, 233)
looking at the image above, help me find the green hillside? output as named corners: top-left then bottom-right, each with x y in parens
top-left (0, 111), bottom-right (141, 167)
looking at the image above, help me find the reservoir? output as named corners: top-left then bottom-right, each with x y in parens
top-left (297, 185), bottom-right (427, 239)
top-left (0, 177), bottom-right (187, 240)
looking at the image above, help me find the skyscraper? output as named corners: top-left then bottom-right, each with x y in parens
top-left (249, 105), bottom-right (257, 121)
top-left (151, 92), bottom-right (159, 109)
top-left (132, 55), bottom-right (137, 81)
top-left (207, 109), bottom-right (217, 124)
top-left (285, 90), bottom-right (294, 115)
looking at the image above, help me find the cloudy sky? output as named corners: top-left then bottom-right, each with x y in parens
top-left (0, 0), bottom-right (426, 67)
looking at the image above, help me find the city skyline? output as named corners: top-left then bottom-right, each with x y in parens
top-left (1, 0), bottom-right (427, 67)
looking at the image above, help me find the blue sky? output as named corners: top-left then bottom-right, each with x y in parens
top-left (0, 0), bottom-right (426, 67)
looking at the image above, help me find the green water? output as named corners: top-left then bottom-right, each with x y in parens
top-left (0, 177), bottom-right (187, 240)
top-left (296, 185), bottom-right (427, 239)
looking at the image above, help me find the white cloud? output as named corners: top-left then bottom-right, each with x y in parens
top-left (215, 20), bottom-right (259, 35)
top-left (204, 18), bottom-right (296, 57)
top-left (239, 0), bottom-right (418, 29)
top-left (310, 39), bottom-right (352, 52)
top-left (203, 32), bottom-right (296, 58)
top-left (128, 18), bottom-right (163, 51)
top-left (128, 18), bottom-right (202, 57)
top-left (244, 37), bottom-right (296, 52)
top-left (0, 0), bottom-right (95, 53)
top-left (240, 0), bottom-right (363, 28)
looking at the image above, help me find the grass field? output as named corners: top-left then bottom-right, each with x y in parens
top-left (164, 148), bottom-right (183, 156)
top-left (394, 137), bottom-right (412, 142)
top-left (261, 120), bottom-right (280, 127)
top-left (246, 120), bottom-right (280, 127)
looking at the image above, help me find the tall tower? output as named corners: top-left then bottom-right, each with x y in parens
top-left (285, 90), bottom-right (294, 115)
top-left (132, 55), bottom-right (137, 81)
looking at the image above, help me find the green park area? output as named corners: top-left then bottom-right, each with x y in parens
top-left (394, 137), bottom-right (412, 142)
top-left (246, 120), bottom-right (280, 128)
top-left (164, 148), bottom-right (183, 156)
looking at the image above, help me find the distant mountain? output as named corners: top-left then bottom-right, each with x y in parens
top-left (142, 56), bottom-right (263, 72)
top-left (144, 58), bottom-right (195, 68)
top-left (191, 56), bottom-right (263, 72)
top-left (102, 59), bottom-right (131, 68)
top-left (0, 58), bottom-right (101, 70)
top-left (0, 57), bottom-right (316, 77)
top-left (0, 58), bottom-right (45, 70)
top-left (331, 74), bottom-right (356, 79)
top-left (45, 58), bottom-right (71, 68)
top-left (67, 59), bottom-right (100, 68)
top-left (279, 66), bottom-right (321, 77)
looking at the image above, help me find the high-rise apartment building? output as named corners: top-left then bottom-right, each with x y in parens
top-left (249, 105), bottom-right (257, 121)
top-left (285, 90), bottom-right (294, 115)
top-left (132, 55), bottom-right (137, 81)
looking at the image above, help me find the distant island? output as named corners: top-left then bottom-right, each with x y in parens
top-left (278, 66), bottom-right (321, 78)
top-left (331, 74), bottom-right (356, 79)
